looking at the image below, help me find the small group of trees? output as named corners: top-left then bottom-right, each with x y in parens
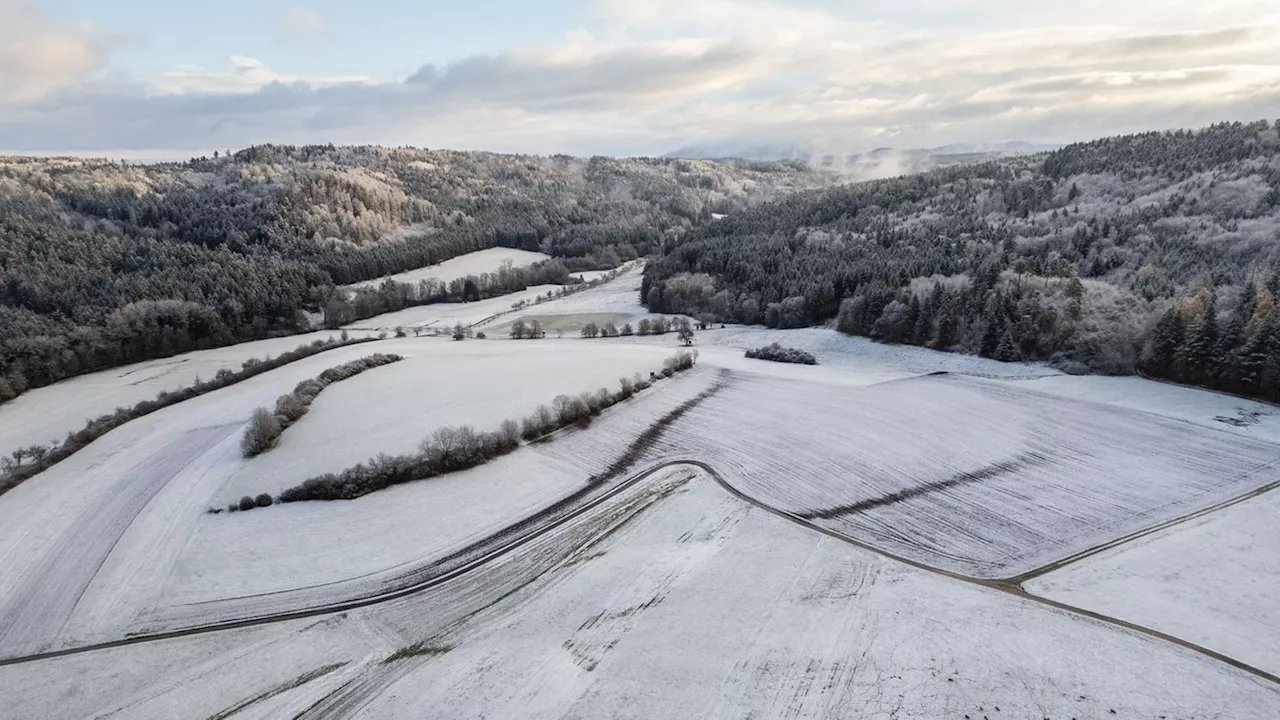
top-left (241, 353), bottom-right (403, 457)
top-left (509, 318), bottom-right (546, 339)
top-left (1, 335), bottom-right (379, 496)
top-left (580, 322), bottom-right (620, 338)
top-left (745, 343), bottom-right (818, 365)
top-left (228, 351), bottom-right (699, 509)
top-left (582, 317), bottom-right (695, 345)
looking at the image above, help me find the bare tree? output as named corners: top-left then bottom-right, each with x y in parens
top-left (676, 318), bottom-right (695, 346)
top-left (241, 407), bottom-right (282, 457)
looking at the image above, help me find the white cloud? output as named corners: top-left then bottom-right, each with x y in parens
top-left (1, 0), bottom-right (1278, 154)
top-left (276, 7), bottom-right (327, 47)
top-left (156, 55), bottom-right (377, 94)
top-left (0, 0), bottom-right (107, 103)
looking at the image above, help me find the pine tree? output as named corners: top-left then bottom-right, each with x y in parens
top-left (932, 311), bottom-right (957, 350)
top-left (980, 292), bottom-right (1006, 358)
top-left (1142, 307), bottom-right (1184, 378)
top-left (913, 294), bottom-right (935, 346)
top-left (1236, 318), bottom-right (1270, 397)
top-left (904, 295), bottom-right (922, 344)
top-left (994, 328), bottom-right (1020, 362)
top-left (1180, 292), bottom-right (1219, 386)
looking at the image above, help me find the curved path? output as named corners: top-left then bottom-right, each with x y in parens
top-left (3, 455), bottom-right (1279, 694)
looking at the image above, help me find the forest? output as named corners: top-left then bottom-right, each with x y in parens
top-left (0, 146), bottom-right (827, 403)
top-left (643, 120), bottom-right (1280, 400)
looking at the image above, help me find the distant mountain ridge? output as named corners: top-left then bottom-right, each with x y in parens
top-left (665, 141), bottom-right (1061, 179)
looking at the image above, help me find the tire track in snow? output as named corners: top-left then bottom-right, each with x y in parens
top-left (0, 378), bottom-right (732, 667)
top-left (0, 424), bottom-right (239, 658)
top-left (697, 459), bottom-right (1280, 687)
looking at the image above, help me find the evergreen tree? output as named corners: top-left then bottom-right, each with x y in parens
top-left (1142, 308), bottom-right (1184, 378)
top-left (1180, 292), bottom-right (1219, 386)
top-left (994, 329), bottom-right (1020, 362)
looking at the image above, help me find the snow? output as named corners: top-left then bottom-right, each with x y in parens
top-left (701, 324), bottom-right (1057, 378)
top-left (4, 467), bottom-right (1276, 720)
top-left (342, 247), bottom-right (550, 291)
top-left (502, 263), bottom-right (649, 319)
top-left (1026, 487), bottom-right (1280, 676)
top-left (0, 330), bottom-right (359, 452)
top-left (536, 368), bottom-right (1280, 578)
top-left (5, 268), bottom-right (1280, 715)
top-left (161, 452), bottom-right (582, 606)
top-left (343, 284), bottom-right (563, 332)
top-left (1015, 373), bottom-right (1280, 442)
top-left (570, 269), bottom-right (615, 282)
top-left (0, 337), bottom-right (681, 656)
top-left (214, 340), bottom-right (676, 502)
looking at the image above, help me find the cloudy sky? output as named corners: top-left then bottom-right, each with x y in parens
top-left (2, 0), bottom-right (1279, 157)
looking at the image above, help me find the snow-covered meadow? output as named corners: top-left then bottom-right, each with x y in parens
top-left (2, 263), bottom-right (1280, 717)
top-left (1026, 486), bottom-right (1280, 676)
top-left (0, 330), bottom-right (364, 452)
top-left (341, 247), bottom-right (550, 291)
top-left (535, 368), bottom-right (1280, 578)
top-left (3, 467), bottom-right (1276, 720)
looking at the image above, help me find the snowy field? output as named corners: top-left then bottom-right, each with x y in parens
top-left (0, 337), bottom-right (688, 657)
top-left (533, 262), bottom-right (648, 316)
top-left (4, 260), bottom-right (1280, 716)
top-left (342, 248), bottom-right (549, 291)
top-left (1016, 373), bottom-right (1280, 442)
top-left (343, 284), bottom-right (562, 332)
top-left (3, 467), bottom-right (1275, 720)
top-left (537, 369), bottom-right (1280, 578)
top-left (1026, 487), bottom-right (1280, 676)
top-left (0, 330), bottom-right (363, 452)
top-left (214, 341), bottom-right (676, 502)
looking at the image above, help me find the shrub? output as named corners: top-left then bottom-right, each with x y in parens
top-left (636, 318), bottom-right (652, 335)
top-left (744, 343), bottom-right (818, 365)
top-left (255, 493), bottom-right (273, 508)
top-left (238, 495), bottom-right (256, 511)
top-left (241, 408), bottom-right (282, 457)
top-left (620, 323), bottom-right (635, 336)
top-left (275, 393), bottom-right (309, 423)
top-left (476, 331), bottom-right (487, 339)
top-left (498, 419), bottom-right (520, 448)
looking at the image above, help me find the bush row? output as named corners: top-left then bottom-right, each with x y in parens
top-left (241, 353), bottom-right (404, 457)
top-left (229, 351), bottom-right (699, 510)
top-left (0, 333), bottom-right (379, 496)
top-left (744, 343), bottom-right (818, 365)
top-left (581, 316), bottom-right (699, 341)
